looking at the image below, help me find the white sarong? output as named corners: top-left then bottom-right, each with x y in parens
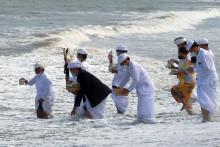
top-left (35, 99), bottom-right (53, 115)
top-left (137, 93), bottom-right (155, 123)
top-left (197, 80), bottom-right (218, 114)
top-left (85, 98), bottom-right (107, 119)
top-left (111, 92), bottom-right (128, 113)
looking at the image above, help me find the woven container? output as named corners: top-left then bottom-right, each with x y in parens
top-left (67, 82), bottom-right (80, 93)
top-left (113, 88), bottom-right (128, 96)
top-left (19, 79), bottom-right (26, 85)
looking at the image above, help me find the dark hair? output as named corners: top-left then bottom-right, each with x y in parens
top-left (116, 50), bottom-right (127, 54)
top-left (82, 54), bottom-right (87, 59)
top-left (191, 41), bottom-right (198, 50)
top-left (77, 53), bottom-right (87, 59)
top-left (178, 47), bottom-right (188, 54)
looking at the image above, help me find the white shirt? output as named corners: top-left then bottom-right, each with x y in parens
top-left (81, 60), bottom-right (90, 71)
top-left (112, 63), bottom-right (129, 87)
top-left (28, 73), bottom-right (54, 102)
top-left (195, 48), bottom-right (219, 85)
top-left (124, 61), bottom-right (154, 95)
top-left (209, 49), bottom-right (215, 61)
top-left (178, 59), bottom-right (195, 83)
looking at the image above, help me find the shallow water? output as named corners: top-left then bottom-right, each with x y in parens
top-left (0, 0), bottom-right (220, 146)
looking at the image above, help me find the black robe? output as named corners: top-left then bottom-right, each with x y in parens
top-left (75, 70), bottom-right (111, 108)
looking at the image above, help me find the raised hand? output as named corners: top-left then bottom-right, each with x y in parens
top-left (108, 51), bottom-right (113, 63)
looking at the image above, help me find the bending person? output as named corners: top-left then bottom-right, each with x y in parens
top-left (68, 61), bottom-right (111, 119)
top-left (108, 45), bottom-right (129, 114)
top-left (117, 53), bottom-right (155, 124)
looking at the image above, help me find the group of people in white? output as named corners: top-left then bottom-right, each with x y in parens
top-left (20, 37), bottom-right (219, 123)
top-left (169, 37), bottom-right (219, 122)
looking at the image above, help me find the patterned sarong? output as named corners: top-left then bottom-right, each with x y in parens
top-left (171, 82), bottom-right (195, 108)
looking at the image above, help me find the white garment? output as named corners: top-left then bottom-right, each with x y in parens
top-left (75, 100), bottom-right (86, 118)
top-left (137, 93), bottom-right (155, 124)
top-left (178, 59), bottom-right (195, 83)
top-left (195, 48), bottom-right (219, 85)
top-left (34, 62), bottom-right (44, 69)
top-left (209, 49), bottom-right (215, 61)
top-left (81, 60), bottom-right (90, 71)
top-left (112, 63), bottom-right (129, 87)
top-left (69, 74), bottom-right (78, 83)
top-left (195, 48), bottom-right (219, 113)
top-left (111, 63), bottom-right (129, 113)
top-left (197, 81), bottom-right (218, 114)
top-left (85, 98), bottom-right (107, 119)
top-left (28, 73), bottom-right (54, 114)
top-left (77, 48), bottom-right (87, 55)
top-left (116, 45), bottom-right (127, 51)
top-left (174, 37), bottom-right (187, 45)
top-left (68, 60), bottom-right (81, 69)
top-left (111, 92), bottom-right (128, 113)
top-left (123, 61), bottom-right (155, 121)
top-left (35, 99), bottom-right (53, 114)
top-left (117, 53), bottom-right (128, 64)
top-left (127, 61), bottom-right (154, 94)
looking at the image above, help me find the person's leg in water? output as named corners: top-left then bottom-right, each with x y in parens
top-left (36, 99), bottom-right (48, 119)
top-left (183, 83), bottom-right (195, 115)
top-left (83, 105), bottom-right (92, 119)
top-left (201, 108), bottom-right (212, 122)
top-left (111, 89), bottom-right (128, 114)
top-left (171, 84), bottom-right (194, 115)
top-left (171, 85), bottom-right (186, 110)
top-left (181, 99), bottom-right (193, 115)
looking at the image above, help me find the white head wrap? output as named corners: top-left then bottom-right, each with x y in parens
top-left (34, 62), bottom-right (45, 69)
top-left (77, 49), bottom-right (88, 55)
top-left (116, 45), bottom-right (127, 51)
top-left (186, 40), bottom-right (195, 51)
top-left (118, 53), bottom-right (129, 64)
top-left (68, 60), bottom-right (81, 69)
top-left (174, 37), bottom-right (187, 45)
top-left (197, 38), bottom-right (209, 45)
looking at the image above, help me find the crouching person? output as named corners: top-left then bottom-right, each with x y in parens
top-left (19, 62), bottom-right (54, 119)
top-left (108, 45), bottom-right (129, 114)
top-left (170, 47), bottom-right (195, 115)
top-left (68, 61), bottom-right (111, 119)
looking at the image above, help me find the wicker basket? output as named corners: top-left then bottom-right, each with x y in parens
top-left (113, 88), bottom-right (128, 96)
top-left (66, 82), bottom-right (80, 93)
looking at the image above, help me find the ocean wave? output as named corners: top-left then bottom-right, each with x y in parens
top-left (52, 8), bottom-right (220, 48)
top-left (4, 8), bottom-right (219, 50)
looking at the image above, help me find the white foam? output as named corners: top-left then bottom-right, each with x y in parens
top-left (2, 9), bottom-right (219, 51)
top-left (1, 8), bottom-right (220, 146)
top-left (51, 29), bottom-right (91, 49)
top-left (108, 8), bottom-right (220, 34)
top-left (1, 45), bottom-right (220, 146)
top-left (52, 8), bottom-right (220, 48)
